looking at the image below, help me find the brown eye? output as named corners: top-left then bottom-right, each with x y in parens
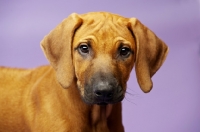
top-left (120, 47), bottom-right (131, 57)
top-left (78, 44), bottom-right (89, 54)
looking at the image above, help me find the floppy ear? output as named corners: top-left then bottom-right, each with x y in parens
top-left (40, 13), bottom-right (83, 88)
top-left (128, 18), bottom-right (169, 93)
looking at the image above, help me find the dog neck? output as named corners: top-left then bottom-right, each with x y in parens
top-left (91, 104), bottom-right (113, 124)
top-left (90, 104), bottom-right (113, 131)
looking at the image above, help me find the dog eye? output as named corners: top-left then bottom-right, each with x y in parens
top-left (120, 47), bottom-right (131, 57)
top-left (78, 44), bottom-right (89, 54)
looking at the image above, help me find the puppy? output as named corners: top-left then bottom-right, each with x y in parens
top-left (0, 12), bottom-right (168, 132)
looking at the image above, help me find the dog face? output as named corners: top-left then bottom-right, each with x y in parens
top-left (72, 13), bottom-right (135, 104)
top-left (41, 12), bottom-right (168, 105)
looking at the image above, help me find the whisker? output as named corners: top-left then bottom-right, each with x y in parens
top-left (124, 97), bottom-right (137, 105)
top-left (125, 91), bottom-right (135, 96)
top-left (123, 87), bottom-right (141, 105)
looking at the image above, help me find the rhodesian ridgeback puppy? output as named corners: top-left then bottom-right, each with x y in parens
top-left (0, 12), bottom-right (169, 132)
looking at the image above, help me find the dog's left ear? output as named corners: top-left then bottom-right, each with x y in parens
top-left (41, 13), bottom-right (83, 88)
top-left (128, 18), bottom-right (169, 93)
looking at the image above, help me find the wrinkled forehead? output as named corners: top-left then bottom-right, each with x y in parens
top-left (73, 12), bottom-right (134, 46)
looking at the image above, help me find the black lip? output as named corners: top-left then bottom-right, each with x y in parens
top-left (97, 102), bottom-right (108, 105)
top-left (82, 94), bottom-right (125, 105)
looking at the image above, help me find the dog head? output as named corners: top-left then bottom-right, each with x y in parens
top-left (41, 12), bottom-right (169, 105)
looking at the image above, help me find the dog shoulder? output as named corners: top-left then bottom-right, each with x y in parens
top-left (0, 65), bottom-right (52, 87)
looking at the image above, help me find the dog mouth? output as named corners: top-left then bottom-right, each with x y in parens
top-left (97, 102), bottom-right (108, 105)
top-left (82, 94), bottom-right (124, 105)
top-left (80, 86), bottom-right (125, 105)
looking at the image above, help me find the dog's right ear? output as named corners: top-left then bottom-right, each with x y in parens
top-left (40, 13), bottom-right (83, 88)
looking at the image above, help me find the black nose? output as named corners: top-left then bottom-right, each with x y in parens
top-left (94, 89), bottom-right (113, 99)
top-left (94, 82), bottom-right (114, 100)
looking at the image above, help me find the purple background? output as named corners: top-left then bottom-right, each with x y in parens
top-left (1, 0), bottom-right (200, 132)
